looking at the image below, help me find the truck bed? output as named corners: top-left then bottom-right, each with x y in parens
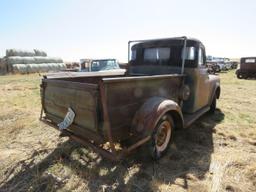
top-left (41, 73), bottom-right (184, 143)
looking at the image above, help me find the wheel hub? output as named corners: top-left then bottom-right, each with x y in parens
top-left (155, 120), bottom-right (171, 152)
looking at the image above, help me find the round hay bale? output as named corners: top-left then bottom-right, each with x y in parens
top-left (34, 49), bottom-right (47, 57)
top-left (59, 63), bottom-right (66, 70)
top-left (34, 57), bottom-right (47, 64)
top-left (27, 64), bottom-right (40, 73)
top-left (22, 57), bottom-right (36, 64)
top-left (6, 49), bottom-right (35, 57)
top-left (12, 64), bottom-right (28, 74)
top-left (34, 57), bottom-right (63, 64)
top-left (37, 64), bottom-right (43, 72)
top-left (49, 63), bottom-right (55, 70)
top-left (7, 57), bottom-right (37, 65)
top-left (38, 63), bottom-right (48, 72)
top-left (6, 56), bottom-right (24, 65)
top-left (48, 57), bottom-right (63, 63)
top-left (43, 64), bottom-right (50, 72)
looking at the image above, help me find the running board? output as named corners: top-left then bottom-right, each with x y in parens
top-left (183, 106), bottom-right (210, 128)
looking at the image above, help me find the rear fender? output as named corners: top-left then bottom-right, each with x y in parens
top-left (131, 97), bottom-right (184, 137)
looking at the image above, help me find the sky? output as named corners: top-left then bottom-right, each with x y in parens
top-left (0, 0), bottom-right (256, 62)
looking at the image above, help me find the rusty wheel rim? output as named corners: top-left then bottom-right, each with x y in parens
top-left (155, 120), bottom-right (171, 152)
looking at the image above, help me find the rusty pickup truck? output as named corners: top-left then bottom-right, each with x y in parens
top-left (40, 37), bottom-right (221, 161)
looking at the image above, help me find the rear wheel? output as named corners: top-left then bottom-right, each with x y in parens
top-left (150, 115), bottom-right (174, 160)
top-left (209, 95), bottom-right (216, 113)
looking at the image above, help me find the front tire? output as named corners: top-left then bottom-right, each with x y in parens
top-left (237, 73), bottom-right (243, 79)
top-left (150, 115), bottom-right (174, 160)
top-left (215, 65), bottom-right (221, 72)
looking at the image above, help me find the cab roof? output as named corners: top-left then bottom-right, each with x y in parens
top-left (131, 37), bottom-right (203, 49)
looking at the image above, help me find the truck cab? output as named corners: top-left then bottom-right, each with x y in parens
top-left (128, 37), bottom-right (220, 115)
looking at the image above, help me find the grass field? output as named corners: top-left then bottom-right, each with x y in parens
top-left (0, 71), bottom-right (255, 192)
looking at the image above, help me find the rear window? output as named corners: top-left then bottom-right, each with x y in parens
top-left (245, 59), bottom-right (256, 63)
top-left (131, 50), bottom-right (136, 61)
top-left (144, 47), bottom-right (170, 63)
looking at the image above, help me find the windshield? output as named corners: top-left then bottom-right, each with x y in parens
top-left (91, 60), bottom-right (120, 71)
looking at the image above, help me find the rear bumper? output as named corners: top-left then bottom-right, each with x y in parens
top-left (40, 117), bottom-right (151, 161)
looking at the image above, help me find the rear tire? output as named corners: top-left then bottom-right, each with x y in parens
top-left (209, 95), bottom-right (216, 113)
top-left (150, 114), bottom-right (174, 160)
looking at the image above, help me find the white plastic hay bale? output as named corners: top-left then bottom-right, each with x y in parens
top-left (45, 64), bottom-right (51, 72)
top-left (34, 57), bottom-right (47, 64)
top-left (29, 64), bottom-right (41, 73)
top-left (54, 63), bottom-right (59, 70)
top-left (6, 49), bottom-right (35, 57)
top-left (34, 49), bottom-right (47, 57)
top-left (50, 63), bottom-right (56, 71)
top-left (38, 63), bottom-right (48, 72)
top-left (22, 57), bottom-right (36, 64)
top-left (27, 64), bottom-right (33, 73)
top-left (36, 63), bottom-right (52, 72)
top-left (12, 64), bottom-right (28, 74)
top-left (7, 57), bottom-right (36, 65)
top-left (46, 63), bottom-right (51, 70)
top-left (59, 63), bottom-right (66, 70)
top-left (6, 56), bottom-right (24, 65)
top-left (56, 63), bottom-right (61, 70)
top-left (19, 63), bottom-right (66, 73)
top-left (50, 57), bottom-right (63, 63)
top-left (34, 57), bottom-right (63, 64)
top-left (33, 64), bottom-right (40, 73)
top-left (37, 63), bottom-right (43, 72)
top-left (49, 63), bottom-right (55, 70)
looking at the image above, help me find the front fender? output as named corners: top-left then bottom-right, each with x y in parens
top-left (131, 97), bottom-right (184, 137)
top-left (208, 75), bottom-right (221, 104)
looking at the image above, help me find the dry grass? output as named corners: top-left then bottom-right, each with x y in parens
top-left (0, 71), bottom-right (255, 192)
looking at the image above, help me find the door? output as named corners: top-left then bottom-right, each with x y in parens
top-left (197, 47), bottom-right (211, 109)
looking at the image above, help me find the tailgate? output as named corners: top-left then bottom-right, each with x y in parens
top-left (41, 79), bottom-right (103, 142)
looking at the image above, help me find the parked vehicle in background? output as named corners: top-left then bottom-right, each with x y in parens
top-left (236, 57), bottom-right (256, 79)
top-left (230, 61), bottom-right (239, 69)
top-left (64, 62), bottom-right (80, 71)
top-left (206, 62), bottom-right (215, 74)
top-left (224, 62), bottom-right (232, 70)
top-left (207, 56), bottom-right (236, 71)
top-left (40, 37), bottom-right (221, 161)
top-left (217, 62), bottom-right (228, 71)
top-left (206, 61), bottom-right (219, 73)
top-left (80, 59), bottom-right (121, 72)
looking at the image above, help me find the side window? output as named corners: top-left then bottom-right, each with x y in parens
top-left (245, 58), bottom-right (255, 63)
top-left (198, 48), bottom-right (204, 66)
